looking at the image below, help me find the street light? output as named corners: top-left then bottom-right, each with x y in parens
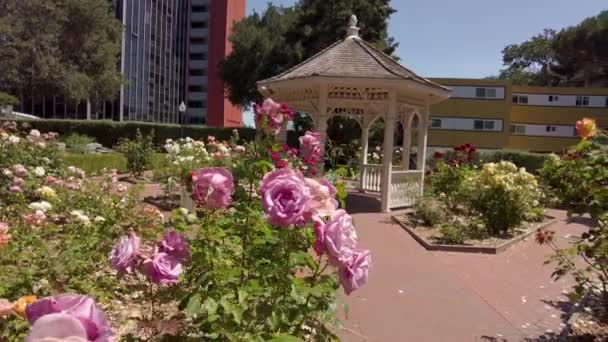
top-left (179, 101), bottom-right (186, 138)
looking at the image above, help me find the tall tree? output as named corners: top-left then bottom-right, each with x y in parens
top-left (0, 0), bottom-right (123, 102)
top-left (498, 10), bottom-right (608, 86)
top-left (220, 0), bottom-right (398, 106)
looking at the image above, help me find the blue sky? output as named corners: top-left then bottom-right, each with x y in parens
top-left (242, 0), bottom-right (606, 125)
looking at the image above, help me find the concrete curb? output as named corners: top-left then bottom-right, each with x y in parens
top-left (392, 214), bottom-right (558, 254)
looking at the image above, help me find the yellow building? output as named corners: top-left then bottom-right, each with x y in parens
top-left (428, 78), bottom-right (608, 152)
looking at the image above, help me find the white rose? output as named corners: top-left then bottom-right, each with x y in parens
top-left (29, 129), bottom-right (41, 137)
top-left (8, 136), bottom-right (20, 144)
top-left (33, 166), bottom-right (46, 177)
top-left (2, 169), bottom-right (13, 177)
top-left (94, 216), bottom-right (106, 223)
top-left (29, 201), bottom-right (53, 212)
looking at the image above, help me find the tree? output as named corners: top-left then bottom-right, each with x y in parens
top-left (220, 0), bottom-right (398, 106)
top-left (498, 11), bottom-right (608, 86)
top-left (0, 0), bottom-right (123, 102)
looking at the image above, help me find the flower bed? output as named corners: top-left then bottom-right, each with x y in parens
top-left (0, 99), bottom-right (372, 340)
top-left (393, 211), bottom-right (556, 254)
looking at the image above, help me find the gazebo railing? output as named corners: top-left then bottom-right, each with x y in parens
top-left (389, 170), bottom-right (423, 209)
top-left (360, 163), bottom-right (382, 192)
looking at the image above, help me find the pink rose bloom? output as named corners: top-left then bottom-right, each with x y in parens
top-left (26, 313), bottom-right (89, 342)
top-left (24, 210), bottom-right (47, 226)
top-left (233, 145), bottom-right (246, 153)
top-left (12, 177), bottom-right (25, 187)
top-left (142, 252), bottom-right (183, 285)
top-left (191, 168), bottom-right (234, 210)
top-left (13, 164), bottom-right (28, 177)
top-left (255, 98), bottom-right (293, 135)
top-left (305, 178), bottom-right (338, 217)
top-left (45, 176), bottom-right (64, 187)
top-left (66, 183), bottom-right (80, 191)
top-left (339, 249), bottom-right (371, 295)
top-left (26, 294), bottom-right (113, 341)
top-left (274, 160), bottom-right (288, 169)
top-left (109, 234), bottom-right (140, 274)
top-left (299, 131), bottom-right (323, 166)
top-left (0, 298), bottom-right (12, 316)
top-left (260, 168), bottom-right (312, 227)
top-left (312, 216), bottom-right (325, 256)
top-left (0, 222), bottom-right (11, 248)
top-left (212, 151), bottom-right (223, 160)
top-left (158, 231), bottom-right (190, 262)
top-left (322, 209), bottom-right (358, 265)
top-left (9, 185), bottom-right (23, 193)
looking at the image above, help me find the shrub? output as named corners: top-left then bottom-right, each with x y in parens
top-left (0, 92), bottom-right (19, 107)
top-left (414, 196), bottom-right (447, 226)
top-left (63, 133), bottom-right (96, 154)
top-left (463, 161), bottom-right (543, 235)
top-left (481, 150), bottom-right (549, 175)
top-left (428, 161), bottom-right (475, 210)
top-left (438, 219), bottom-right (467, 244)
top-left (116, 129), bottom-right (155, 177)
top-left (61, 153), bottom-right (167, 175)
top-left (0, 119), bottom-right (257, 148)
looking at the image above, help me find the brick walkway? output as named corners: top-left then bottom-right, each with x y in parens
top-left (338, 201), bottom-right (589, 342)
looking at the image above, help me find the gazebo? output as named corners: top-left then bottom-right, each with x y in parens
top-left (257, 16), bottom-right (451, 212)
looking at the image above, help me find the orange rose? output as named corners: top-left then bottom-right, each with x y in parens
top-left (12, 295), bottom-right (37, 318)
top-left (575, 118), bottom-right (598, 140)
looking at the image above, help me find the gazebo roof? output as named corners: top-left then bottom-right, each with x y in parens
top-left (258, 24), bottom-right (448, 91)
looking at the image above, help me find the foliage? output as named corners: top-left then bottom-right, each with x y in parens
top-left (498, 11), bottom-right (608, 86)
top-left (537, 215), bottom-right (608, 320)
top-left (480, 150), bottom-right (549, 175)
top-left (413, 196), bottom-right (447, 227)
top-left (0, 0), bottom-right (123, 102)
top-left (63, 133), bottom-right (96, 154)
top-left (221, 0), bottom-right (398, 105)
top-left (463, 161), bottom-right (544, 235)
top-left (116, 129), bottom-right (155, 177)
top-left (0, 119), bottom-right (257, 148)
top-left (60, 153), bottom-right (167, 175)
top-left (0, 92), bottom-right (19, 107)
top-left (538, 132), bottom-right (608, 218)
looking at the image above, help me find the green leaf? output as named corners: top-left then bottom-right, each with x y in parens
top-left (203, 297), bottom-right (218, 316)
top-left (184, 294), bottom-right (203, 317)
top-left (267, 335), bottom-right (304, 342)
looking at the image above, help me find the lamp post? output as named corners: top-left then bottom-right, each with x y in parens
top-left (179, 101), bottom-right (186, 138)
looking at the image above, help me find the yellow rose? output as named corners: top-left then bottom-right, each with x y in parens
top-left (576, 118), bottom-right (597, 140)
top-left (12, 295), bottom-right (37, 318)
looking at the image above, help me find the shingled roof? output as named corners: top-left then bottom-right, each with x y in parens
top-left (258, 36), bottom-right (448, 91)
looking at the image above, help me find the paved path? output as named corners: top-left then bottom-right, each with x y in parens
top-left (338, 207), bottom-right (589, 342)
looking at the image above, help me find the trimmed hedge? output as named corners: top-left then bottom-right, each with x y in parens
top-left (2, 119), bottom-right (256, 148)
top-left (61, 153), bottom-right (168, 175)
top-left (480, 150), bottom-right (549, 174)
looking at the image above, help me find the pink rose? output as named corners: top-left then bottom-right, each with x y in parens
top-left (23, 210), bottom-right (47, 227)
top-left (339, 249), bottom-right (371, 295)
top-left (0, 222), bottom-right (10, 248)
top-left (26, 313), bottom-right (89, 341)
top-left (9, 185), bottom-right (23, 193)
top-left (109, 234), bottom-right (140, 274)
top-left (312, 217), bottom-right (325, 256)
top-left (12, 177), bottom-right (25, 187)
top-left (299, 131), bottom-right (323, 166)
top-left (142, 252), bottom-right (183, 285)
top-left (13, 164), bottom-right (28, 177)
top-left (191, 168), bottom-right (234, 210)
top-left (255, 98), bottom-right (294, 135)
top-left (305, 178), bottom-right (338, 217)
top-left (321, 209), bottom-right (357, 265)
top-left (45, 176), bottom-right (64, 187)
top-left (158, 231), bottom-right (190, 262)
top-left (26, 294), bottom-right (113, 341)
top-left (260, 168), bottom-right (312, 227)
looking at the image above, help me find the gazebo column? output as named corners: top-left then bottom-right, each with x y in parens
top-left (314, 84), bottom-right (329, 174)
top-left (401, 113), bottom-right (412, 170)
top-left (380, 90), bottom-right (397, 212)
top-left (416, 105), bottom-right (430, 195)
top-left (358, 122), bottom-right (369, 191)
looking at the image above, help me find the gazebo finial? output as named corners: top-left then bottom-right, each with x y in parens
top-left (346, 14), bottom-right (359, 38)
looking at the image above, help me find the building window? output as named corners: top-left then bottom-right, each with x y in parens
top-left (510, 124), bottom-right (526, 135)
top-left (430, 119), bottom-right (442, 128)
top-left (576, 96), bottom-right (589, 106)
top-left (548, 95), bottom-right (559, 102)
top-left (188, 85), bottom-right (207, 92)
top-left (512, 95), bottom-right (528, 104)
top-left (189, 53), bottom-right (207, 60)
top-left (475, 88), bottom-right (496, 98)
top-left (546, 125), bottom-right (557, 132)
top-left (192, 5), bottom-right (208, 12)
top-left (188, 101), bottom-right (205, 108)
top-left (190, 37), bottom-right (207, 45)
top-left (191, 21), bottom-right (207, 29)
top-left (474, 120), bottom-right (496, 130)
top-left (189, 69), bottom-right (206, 76)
